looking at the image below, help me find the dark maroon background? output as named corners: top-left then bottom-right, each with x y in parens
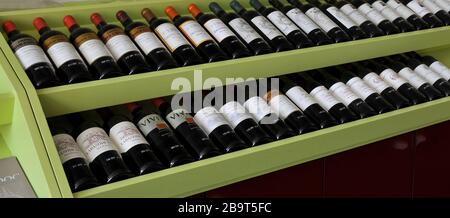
top-left (194, 121), bottom-right (450, 198)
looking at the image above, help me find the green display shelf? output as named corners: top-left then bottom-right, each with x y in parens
top-left (0, 0), bottom-right (449, 198)
top-left (0, 50), bottom-right (61, 197)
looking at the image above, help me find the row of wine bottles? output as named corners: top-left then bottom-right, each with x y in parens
top-left (3, 0), bottom-right (449, 89)
top-left (49, 51), bottom-right (450, 192)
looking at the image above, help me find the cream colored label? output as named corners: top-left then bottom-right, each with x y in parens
top-left (54, 134), bottom-right (86, 164)
top-left (194, 107), bottom-right (229, 135)
top-left (110, 121), bottom-right (148, 153)
top-left (179, 20), bottom-right (215, 47)
top-left (76, 127), bottom-right (117, 162)
top-left (251, 16), bottom-right (284, 40)
top-left (155, 23), bottom-right (190, 52)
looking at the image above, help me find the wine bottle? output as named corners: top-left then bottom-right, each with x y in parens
top-left (367, 0), bottom-right (416, 32)
top-left (288, 0), bottom-right (351, 42)
top-left (33, 17), bottom-right (92, 84)
top-left (63, 15), bottom-right (124, 80)
top-left (307, 0), bottom-right (370, 39)
top-left (49, 117), bottom-right (99, 192)
top-left (127, 103), bottom-right (194, 167)
top-left (69, 113), bottom-right (133, 184)
top-left (384, 0), bottom-right (430, 30)
top-left (263, 89), bottom-right (318, 134)
top-left (419, 0), bottom-right (450, 24)
top-left (280, 76), bottom-right (338, 129)
top-left (349, 62), bottom-right (411, 109)
top-left (289, 72), bottom-right (358, 124)
top-left (98, 108), bottom-right (165, 175)
top-left (333, 66), bottom-right (395, 114)
top-left (209, 2), bottom-right (274, 55)
top-left (381, 57), bottom-right (443, 100)
top-left (250, 0), bottom-right (314, 49)
top-left (351, 0), bottom-right (401, 34)
top-left (230, 0), bottom-right (294, 52)
top-left (116, 10), bottom-right (179, 71)
top-left (398, 0), bottom-right (444, 27)
top-left (141, 8), bottom-right (204, 66)
top-left (165, 6), bottom-right (229, 63)
top-left (426, 0), bottom-right (450, 13)
top-left (194, 106), bottom-right (248, 153)
top-left (326, 0), bottom-right (386, 37)
top-left (397, 55), bottom-right (450, 96)
top-left (408, 53), bottom-right (450, 82)
top-left (90, 13), bottom-right (152, 75)
top-left (152, 98), bottom-right (222, 160)
top-left (364, 60), bottom-right (428, 104)
top-left (188, 4), bottom-right (251, 59)
top-left (269, 0), bottom-right (334, 45)
top-left (219, 98), bottom-right (273, 146)
top-left (311, 70), bottom-right (378, 118)
top-left (242, 92), bottom-right (296, 140)
top-left (2, 20), bottom-right (60, 88)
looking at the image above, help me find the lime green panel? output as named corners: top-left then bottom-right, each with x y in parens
top-left (0, 136), bottom-right (11, 159)
top-left (74, 98), bottom-right (450, 198)
top-left (0, 93), bottom-right (14, 125)
top-left (0, 50), bottom-right (61, 197)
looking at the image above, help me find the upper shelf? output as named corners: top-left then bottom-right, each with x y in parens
top-left (2, 26), bottom-right (449, 117)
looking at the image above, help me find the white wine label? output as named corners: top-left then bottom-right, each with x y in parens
top-left (386, 0), bottom-right (416, 19)
top-left (363, 72), bottom-right (391, 93)
top-left (306, 7), bottom-right (339, 32)
top-left (137, 114), bottom-right (170, 136)
top-left (419, 0), bottom-right (442, 13)
top-left (243, 96), bottom-right (273, 122)
top-left (155, 23), bottom-right (190, 52)
top-left (429, 61), bottom-right (450, 80)
top-left (264, 90), bottom-right (300, 120)
top-left (285, 86), bottom-right (318, 110)
top-left (347, 77), bottom-right (377, 100)
top-left (358, 3), bottom-right (387, 25)
top-left (204, 18), bottom-right (236, 43)
top-left (46, 42), bottom-right (84, 68)
top-left (340, 4), bottom-right (369, 25)
top-left (327, 6), bottom-right (357, 29)
top-left (414, 64), bottom-right (442, 84)
top-left (286, 8), bottom-right (320, 34)
top-left (194, 106), bottom-right (229, 135)
top-left (407, 0), bottom-right (432, 17)
top-left (229, 18), bottom-right (262, 44)
top-left (251, 15), bottom-right (284, 40)
top-left (179, 20), bottom-right (215, 47)
top-left (76, 127), bottom-right (117, 162)
top-left (110, 121), bottom-right (149, 153)
top-left (380, 68), bottom-right (408, 89)
top-left (133, 31), bottom-right (166, 55)
top-left (310, 86), bottom-right (341, 111)
top-left (105, 35), bottom-right (141, 60)
top-left (329, 82), bottom-right (360, 106)
top-left (267, 11), bottom-right (300, 35)
top-left (431, 0), bottom-right (450, 11)
top-left (166, 108), bottom-right (193, 129)
top-left (398, 67), bottom-right (428, 88)
top-left (14, 45), bottom-right (52, 69)
top-left (53, 133), bottom-right (86, 164)
top-left (220, 101), bottom-right (254, 128)
top-left (372, 1), bottom-right (402, 22)
top-left (78, 39), bottom-right (112, 65)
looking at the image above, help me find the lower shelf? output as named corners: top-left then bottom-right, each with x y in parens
top-left (73, 97), bottom-right (450, 198)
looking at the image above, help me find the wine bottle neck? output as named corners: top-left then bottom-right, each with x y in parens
top-left (38, 27), bottom-right (51, 35)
